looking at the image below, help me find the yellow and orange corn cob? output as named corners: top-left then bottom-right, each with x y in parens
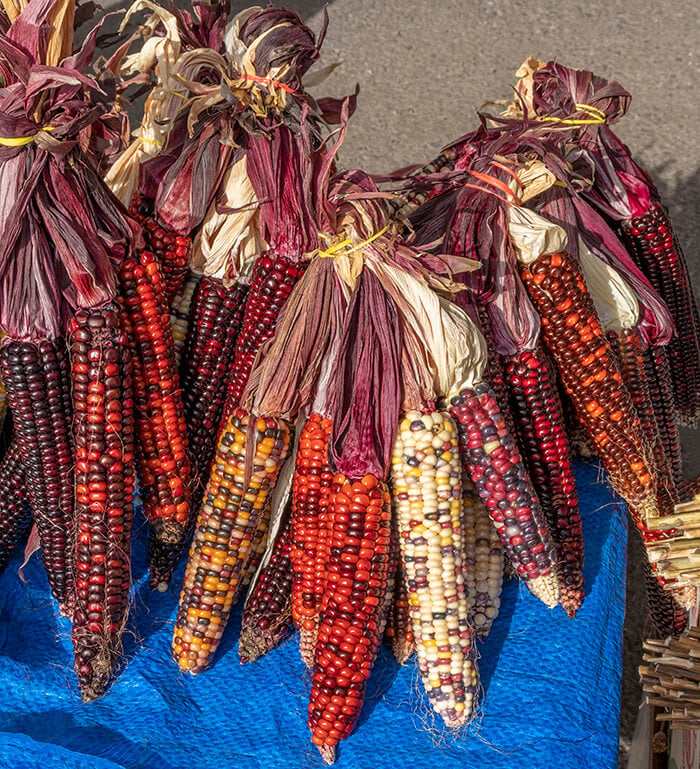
top-left (449, 383), bottom-right (560, 607)
top-left (290, 413), bottom-right (334, 666)
top-left (118, 250), bottom-right (191, 544)
top-left (172, 410), bottom-right (290, 673)
top-left (391, 410), bottom-right (477, 727)
top-left (0, 338), bottom-right (74, 607)
top-left (0, 441), bottom-right (31, 573)
top-left (519, 252), bottom-right (658, 524)
top-left (462, 475), bottom-right (503, 638)
top-left (308, 473), bottom-right (392, 762)
top-left (239, 514), bottom-right (294, 663)
top-left (504, 346), bottom-right (584, 616)
top-left (621, 203), bottom-right (700, 426)
top-left (69, 306), bottom-right (136, 701)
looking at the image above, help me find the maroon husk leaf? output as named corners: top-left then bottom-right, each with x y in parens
top-left (328, 269), bottom-right (402, 480)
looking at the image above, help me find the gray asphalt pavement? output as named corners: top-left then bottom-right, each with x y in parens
top-left (101, 2), bottom-right (700, 764)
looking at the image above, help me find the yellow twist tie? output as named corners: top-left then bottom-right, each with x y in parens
top-left (138, 135), bottom-right (165, 147)
top-left (537, 103), bottom-right (607, 126)
top-left (0, 125), bottom-right (55, 147)
top-left (317, 224), bottom-right (391, 259)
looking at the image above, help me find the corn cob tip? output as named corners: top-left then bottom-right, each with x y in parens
top-left (317, 745), bottom-right (336, 765)
top-left (299, 628), bottom-right (316, 669)
top-left (238, 633), bottom-right (262, 664)
top-left (155, 582), bottom-right (169, 594)
top-left (526, 574), bottom-right (560, 608)
top-left (561, 590), bottom-right (584, 619)
top-left (391, 639), bottom-right (415, 666)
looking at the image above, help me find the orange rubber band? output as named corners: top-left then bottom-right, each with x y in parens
top-left (489, 160), bottom-right (523, 189)
top-left (237, 72), bottom-right (296, 95)
top-left (462, 183), bottom-right (515, 207)
top-left (469, 170), bottom-right (520, 203)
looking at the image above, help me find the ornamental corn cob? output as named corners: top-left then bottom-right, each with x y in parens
top-left (172, 410), bottom-right (290, 673)
top-left (0, 441), bottom-right (31, 573)
top-left (237, 513), bottom-right (271, 595)
top-left (449, 383), bottom-right (560, 607)
top-left (0, 369), bottom-right (7, 436)
top-left (169, 272), bottom-right (200, 369)
top-left (69, 306), bottom-right (136, 701)
top-left (608, 329), bottom-right (683, 514)
top-left (239, 514), bottom-right (294, 663)
top-left (519, 251), bottom-right (658, 523)
top-left (290, 413), bottom-right (334, 667)
top-left (182, 278), bottom-right (249, 501)
top-left (644, 561), bottom-right (688, 637)
top-left (621, 203), bottom-right (700, 425)
top-left (222, 254), bottom-right (306, 413)
top-left (391, 410), bottom-right (477, 727)
top-left (118, 250), bottom-right (192, 543)
top-left (131, 198), bottom-right (192, 305)
top-left (478, 306), bottom-right (516, 436)
top-left (462, 475), bottom-right (503, 638)
top-left (0, 339), bottom-right (74, 607)
top-left (308, 473), bottom-right (392, 762)
top-left (383, 561), bottom-right (415, 664)
top-left (503, 346), bottom-right (584, 616)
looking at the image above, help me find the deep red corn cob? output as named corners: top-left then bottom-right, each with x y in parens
top-left (290, 413), bottom-right (334, 667)
top-left (621, 203), bottom-right (700, 426)
top-left (0, 339), bottom-right (74, 606)
top-left (641, 344), bottom-right (687, 502)
top-left (520, 252), bottom-right (658, 524)
top-left (222, 254), bottom-right (306, 413)
top-left (449, 382), bottom-right (560, 607)
top-left (239, 513), bottom-right (295, 663)
top-left (130, 197), bottom-right (192, 305)
top-left (308, 473), bottom-right (392, 762)
top-left (644, 561), bottom-right (688, 637)
top-left (70, 306), bottom-right (136, 701)
top-left (182, 277), bottom-right (250, 499)
top-left (503, 347), bottom-right (584, 616)
top-left (608, 329), bottom-right (684, 513)
top-left (0, 441), bottom-right (32, 573)
top-left (172, 410), bottom-right (290, 673)
top-left (118, 250), bottom-right (191, 544)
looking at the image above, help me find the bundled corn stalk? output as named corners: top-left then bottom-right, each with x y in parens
top-left (0, 0), bottom-right (140, 698)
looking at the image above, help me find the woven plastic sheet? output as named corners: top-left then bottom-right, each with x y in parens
top-left (0, 461), bottom-right (627, 769)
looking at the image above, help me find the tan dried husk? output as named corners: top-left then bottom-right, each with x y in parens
top-left (508, 204), bottom-right (568, 265)
top-left (501, 56), bottom-right (546, 119)
top-left (104, 1), bottom-right (185, 204)
top-left (190, 155), bottom-right (266, 285)
top-left (578, 240), bottom-right (639, 332)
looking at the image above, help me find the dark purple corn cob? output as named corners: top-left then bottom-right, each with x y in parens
top-left (0, 441), bottom-right (32, 573)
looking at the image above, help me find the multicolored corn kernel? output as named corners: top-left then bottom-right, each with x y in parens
top-left (462, 474), bottom-right (503, 637)
top-left (519, 251), bottom-right (658, 524)
top-left (69, 305), bottom-right (136, 700)
top-left (239, 514), bottom-right (294, 663)
top-left (0, 441), bottom-right (32, 573)
top-left (383, 561), bottom-right (415, 664)
top-left (172, 410), bottom-right (290, 674)
top-left (118, 250), bottom-right (191, 543)
top-left (0, 338), bottom-right (74, 607)
top-left (170, 272), bottom-right (200, 369)
top-left (504, 347), bottom-right (584, 616)
top-left (391, 410), bottom-right (477, 726)
top-left (449, 383), bottom-right (560, 607)
top-left (222, 253), bottom-right (306, 413)
top-left (621, 202), bottom-right (700, 426)
top-left (290, 413), bottom-right (334, 667)
top-left (308, 473), bottom-right (392, 761)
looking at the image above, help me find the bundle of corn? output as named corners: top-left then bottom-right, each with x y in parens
top-left (509, 59), bottom-right (700, 426)
top-left (640, 628), bottom-right (700, 730)
top-left (0, 0), bottom-right (137, 617)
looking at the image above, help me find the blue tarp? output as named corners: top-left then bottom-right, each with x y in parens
top-left (0, 461), bottom-right (627, 769)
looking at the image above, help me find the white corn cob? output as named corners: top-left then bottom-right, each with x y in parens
top-left (462, 475), bottom-right (503, 638)
top-left (391, 409), bottom-right (477, 728)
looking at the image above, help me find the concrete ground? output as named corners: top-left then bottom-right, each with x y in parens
top-left (104, 1), bottom-right (700, 764)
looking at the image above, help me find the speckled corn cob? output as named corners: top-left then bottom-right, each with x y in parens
top-left (391, 410), bottom-right (477, 728)
top-left (449, 383), bottom-right (560, 607)
top-left (172, 410), bottom-right (290, 673)
top-left (462, 474), bottom-right (503, 638)
top-left (169, 272), bottom-right (200, 369)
